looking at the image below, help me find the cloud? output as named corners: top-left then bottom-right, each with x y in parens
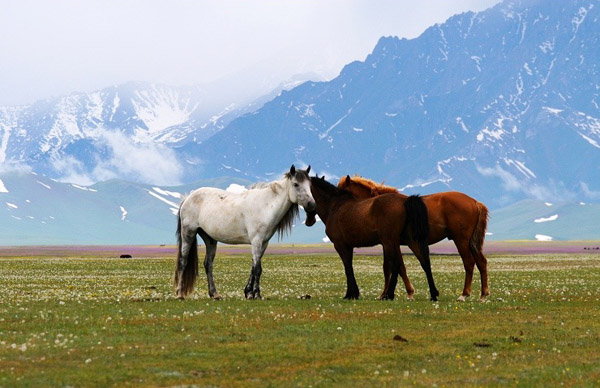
top-left (476, 165), bottom-right (523, 192)
top-left (580, 182), bottom-right (600, 200)
top-left (52, 128), bottom-right (183, 186)
top-left (51, 156), bottom-right (95, 186)
top-left (476, 164), bottom-right (576, 202)
top-left (93, 130), bottom-right (183, 185)
top-left (0, 162), bottom-right (32, 175)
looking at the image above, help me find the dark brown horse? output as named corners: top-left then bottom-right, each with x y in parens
top-left (337, 176), bottom-right (490, 301)
top-left (306, 176), bottom-right (437, 300)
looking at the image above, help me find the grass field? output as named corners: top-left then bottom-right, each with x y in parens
top-left (1, 248), bottom-right (599, 387)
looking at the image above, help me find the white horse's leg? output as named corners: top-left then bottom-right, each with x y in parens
top-left (244, 239), bottom-right (268, 299)
top-left (199, 230), bottom-right (220, 300)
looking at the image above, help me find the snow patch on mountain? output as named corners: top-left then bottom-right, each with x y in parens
top-left (534, 214), bottom-right (558, 223)
top-left (37, 181), bottom-right (51, 190)
top-left (131, 86), bottom-right (196, 141)
top-left (120, 206), bottom-right (128, 221)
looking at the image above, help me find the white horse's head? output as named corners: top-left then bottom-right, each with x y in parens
top-left (286, 165), bottom-right (316, 211)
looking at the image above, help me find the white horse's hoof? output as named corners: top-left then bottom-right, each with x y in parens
top-left (457, 295), bottom-right (468, 302)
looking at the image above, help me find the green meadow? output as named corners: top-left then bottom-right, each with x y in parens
top-left (1, 250), bottom-right (599, 387)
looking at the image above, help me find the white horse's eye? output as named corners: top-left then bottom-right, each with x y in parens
top-left (293, 183), bottom-right (299, 188)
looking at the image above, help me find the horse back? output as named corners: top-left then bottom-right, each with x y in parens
top-left (326, 194), bottom-right (405, 247)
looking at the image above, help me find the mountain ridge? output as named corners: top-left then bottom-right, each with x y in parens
top-left (0, 0), bottom-right (598, 213)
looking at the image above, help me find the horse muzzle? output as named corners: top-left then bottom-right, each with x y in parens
top-left (305, 210), bottom-right (317, 227)
top-left (304, 201), bottom-right (316, 212)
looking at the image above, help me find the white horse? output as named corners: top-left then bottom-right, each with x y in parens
top-left (174, 165), bottom-right (315, 299)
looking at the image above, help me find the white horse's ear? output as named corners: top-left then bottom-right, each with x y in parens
top-left (290, 165), bottom-right (296, 176)
top-left (306, 165), bottom-right (311, 174)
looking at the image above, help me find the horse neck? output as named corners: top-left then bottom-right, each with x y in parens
top-left (261, 178), bottom-right (294, 218)
top-left (310, 185), bottom-right (337, 224)
top-left (346, 183), bottom-right (372, 199)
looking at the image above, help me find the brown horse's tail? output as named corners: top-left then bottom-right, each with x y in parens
top-left (469, 201), bottom-right (489, 256)
top-left (174, 198), bottom-right (199, 297)
top-left (404, 195), bottom-right (430, 257)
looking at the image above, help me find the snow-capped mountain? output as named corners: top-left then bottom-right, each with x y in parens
top-left (0, 81), bottom-right (294, 185)
top-left (189, 0), bottom-right (600, 208)
top-left (1, 0), bottom-right (599, 213)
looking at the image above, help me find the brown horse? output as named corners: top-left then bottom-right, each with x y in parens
top-left (337, 175), bottom-right (490, 302)
top-left (306, 176), bottom-right (437, 300)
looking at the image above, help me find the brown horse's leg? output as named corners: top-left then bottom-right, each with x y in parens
top-left (334, 243), bottom-right (360, 299)
top-left (408, 242), bottom-right (439, 301)
top-left (379, 243), bottom-right (401, 300)
top-left (473, 251), bottom-right (490, 301)
top-left (397, 249), bottom-right (415, 300)
top-left (379, 250), bottom-right (391, 300)
top-left (455, 240), bottom-right (475, 301)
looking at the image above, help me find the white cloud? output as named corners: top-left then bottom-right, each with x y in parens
top-left (52, 128), bottom-right (183, 186)
top-left (476, 164), bottom-right (576, 202)
top-left (92, 130), bottom-right (183, 186)
top-left (52, 156), bottom-right (95, 186)
top-left (476, 164), bottom-right (524, 192)
top-left (0, 162), bottom-right (32, 175)
top-left (580, 182), bottom-right (600, 200)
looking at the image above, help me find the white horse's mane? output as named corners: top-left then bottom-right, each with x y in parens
top-left (248, 181), bottom-right (280, 192)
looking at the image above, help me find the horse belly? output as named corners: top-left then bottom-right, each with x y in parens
top-left (340, 221), bottom-right (381, 248)
top-left (193, 198), bottom-right (251, 244)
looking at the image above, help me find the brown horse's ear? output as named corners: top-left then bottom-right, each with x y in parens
top-left (321, 175), bottom-right (325, 180)
top-left (290, 165), bottom-right (296, 176)
top-left (306, 165), bottom-right (311, 174)
top-left (345, 175), bottom-right (351, 184)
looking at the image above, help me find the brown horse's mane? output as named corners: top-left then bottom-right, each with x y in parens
top-left (340, 176), bottom-right (399, 195)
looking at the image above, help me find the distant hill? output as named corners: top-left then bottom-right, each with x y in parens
top-left (1, 173), bottom-right (597, 245)
top-left (0, 172), bottom-right (326, 245)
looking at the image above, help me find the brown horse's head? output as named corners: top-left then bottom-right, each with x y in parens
top-left (337, 175), bottom-right (398, 199)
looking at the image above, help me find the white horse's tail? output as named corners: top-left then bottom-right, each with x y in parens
top-left (174, 196), bottom-right (199, 297)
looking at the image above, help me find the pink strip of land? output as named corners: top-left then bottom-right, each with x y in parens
top-left (0, 241), bottom-right (599, 258)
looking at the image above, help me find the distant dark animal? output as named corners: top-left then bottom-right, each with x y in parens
top-left (174, 165), bottom-right (316, 300)
top-left (305, 175), bottom-right (435, 300)
top-left (120, 254), bottom-right (132, 258)
top-left (337, 175), bottom-right (490, 301)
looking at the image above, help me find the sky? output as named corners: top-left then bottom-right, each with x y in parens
top-left (0, 0), bottom-right (500, 106)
